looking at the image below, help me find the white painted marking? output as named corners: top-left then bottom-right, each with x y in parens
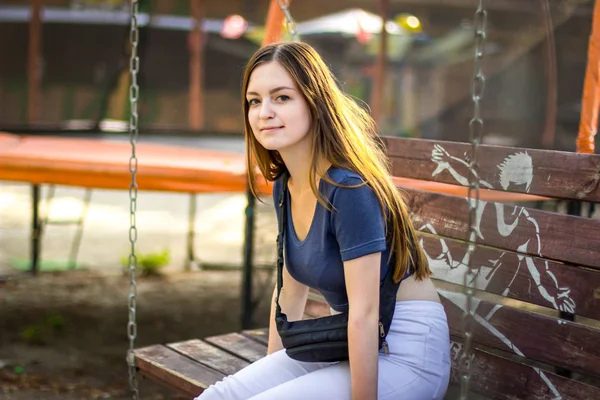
top-left (440, 291), bottom-right (562, 399)
top-left (497, 152), bottom-right (533, 192)
top-left (424, 145), bottom-right (579, 398)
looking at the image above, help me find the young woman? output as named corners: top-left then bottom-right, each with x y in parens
top-left (197, 42), bottom-right (450, 400)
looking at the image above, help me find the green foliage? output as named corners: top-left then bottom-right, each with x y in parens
top-left (20, 312), bottom-right (67, 345)
top-left (45, 313), bottom-right (65, 330)
top-left (121, 249), bottom-right (170, 276)
top-left (20, 326), bottom-right (42, 344)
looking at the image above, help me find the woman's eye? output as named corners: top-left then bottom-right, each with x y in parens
top-left (277, 95), bottom-right (290, 102)
top-left (248, 99), bottom-right (259, 106)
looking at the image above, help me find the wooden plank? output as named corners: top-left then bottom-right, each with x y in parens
top-left (204, 332), bottom-right (267, 363)
top-left (420, 234), bottom-right (600, 319)
top-left (241, 328), bottom-right (269, 346)
top-left (168, 339), bottom-right (250, 376)
top-left (134, 344), bottom-right (223, 398)
top-left (440, 289), bottom-right (600, 379)
top-left (451, 340), bottom-right (600, 400)
top-left (405, 187), bottom-right (600, 270)
top-left (383, 136), bottom-right (600, 202)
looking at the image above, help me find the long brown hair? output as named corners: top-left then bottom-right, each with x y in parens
top-left (242, 42), bottom-right (430, 282)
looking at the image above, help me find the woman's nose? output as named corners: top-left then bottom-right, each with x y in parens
top-left (259, 101), bottom-right (274, 119)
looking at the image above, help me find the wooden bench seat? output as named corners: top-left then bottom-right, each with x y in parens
top-left (135, 331), bottom-right (268, 398)
top-left (134, 136), bottom-right (600, 399)
top-left (135, 289), bottom-right (600, 399)
top-left (136, 323), bottom-right (600, 399)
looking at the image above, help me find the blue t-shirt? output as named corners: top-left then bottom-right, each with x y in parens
top-left (273, 167), bottom-right (397, 313)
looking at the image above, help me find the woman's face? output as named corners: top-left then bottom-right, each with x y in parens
top-left (246, 61), bottom-right (312, 153)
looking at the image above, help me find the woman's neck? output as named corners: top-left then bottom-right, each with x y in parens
top-left (280, 148), bottom-right (330, 192)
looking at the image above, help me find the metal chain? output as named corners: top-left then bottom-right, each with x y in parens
top-left (127, 0), bottom-right (140, 398)
top-left (460, 1), bottom-right (487, 399)
top-left (278, 0), bottom-right (300, 42)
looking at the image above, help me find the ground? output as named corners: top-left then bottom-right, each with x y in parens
top-left (0, 177), bottom-right (276, 399)
top-left (0, 269), bottom-right (273, 399)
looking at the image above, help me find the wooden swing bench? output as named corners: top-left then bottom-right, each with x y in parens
top-left (134, 136), bottom-right (600, 399)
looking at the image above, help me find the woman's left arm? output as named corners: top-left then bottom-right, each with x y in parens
top-left (344, 251), bottom-right (382, 400)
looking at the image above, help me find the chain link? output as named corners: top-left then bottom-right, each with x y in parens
top-left (127, 0), bottom-right (140, 398)
top-left (460, 1), bottom-right (487, 399)
top-left (278, 0), bottom-right (300, 42)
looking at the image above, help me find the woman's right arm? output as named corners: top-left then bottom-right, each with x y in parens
top-left (267, 264), bottom-right (309, 354)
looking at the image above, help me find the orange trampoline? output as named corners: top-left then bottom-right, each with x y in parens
top-left (0, 132), bottom-right (268, 194)
top-left (0, 132), bottom-right (544, 201)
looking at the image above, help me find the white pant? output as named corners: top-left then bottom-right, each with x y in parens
top-left (196, 301), bottom-right (451, 400)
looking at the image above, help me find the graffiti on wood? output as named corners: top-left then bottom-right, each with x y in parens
top-left (425, 144), bottom-right (572, 399)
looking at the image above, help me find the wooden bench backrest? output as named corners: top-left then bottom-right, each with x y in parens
top-left (308, 136), bottom-right (600, 399)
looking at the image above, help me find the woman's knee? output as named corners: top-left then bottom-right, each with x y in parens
top-left (196, 349), bottom-right (331, 400)
top-left (247, 362), bottom-right (351, 400)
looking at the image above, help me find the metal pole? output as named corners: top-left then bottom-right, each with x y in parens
top-left (31, 184), bottom-right (41, 274)
top-left (241, 186), bottom-right (256, 329)
top-left (186, 193), bottom-right (197, 271)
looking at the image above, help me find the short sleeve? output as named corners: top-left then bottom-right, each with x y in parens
top-left (330, 177), bottom-right (387, 261)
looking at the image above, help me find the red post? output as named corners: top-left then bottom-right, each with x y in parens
top-left (262, 0), bottom-right (286, 46)
top-left (577, 0), bottom-right (600, 153)
top-left (189, 0), bottom-right (205, 130)
top-left (371, 0), bottom-right (389, 128)
top-left (28, 0), bottom-right (43, 123)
